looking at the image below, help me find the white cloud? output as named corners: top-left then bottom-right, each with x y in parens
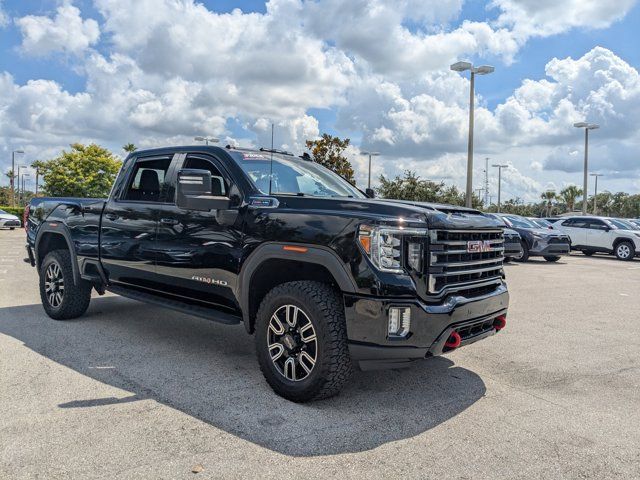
top-left (0, 1), bottom-right (8, 28)
top-left (16, 3), bottom-right (100, 56)
top-left (493, 0), bottom-right (638, 38)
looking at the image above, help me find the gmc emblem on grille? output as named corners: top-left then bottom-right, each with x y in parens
top-left (467, 240), bottom-right (494, 253)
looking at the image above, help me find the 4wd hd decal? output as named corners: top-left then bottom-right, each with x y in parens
top-left (192, 275), bottom-right (228, 286)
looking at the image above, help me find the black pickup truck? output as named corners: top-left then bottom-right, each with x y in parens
top-left (25, 145), bottom-right (509, 401)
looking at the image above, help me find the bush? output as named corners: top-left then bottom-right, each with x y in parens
top-left (0, 206), bottom-right (25, 218)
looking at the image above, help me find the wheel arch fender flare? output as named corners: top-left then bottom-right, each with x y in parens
top-left (613, 237), bottom-right (635, 249)
top-left (34, 223), bottom-right (81, 286)
top-left (237, 242), bottom-right (357, 334)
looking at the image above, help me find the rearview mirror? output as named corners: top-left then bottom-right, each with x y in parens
top-left (176, 169), bottom-right (230, 211)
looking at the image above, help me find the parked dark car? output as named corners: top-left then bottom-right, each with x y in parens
top-left (503, 228), bottom-right (523, 261)
top-left (25, 145), bottom-right (510, 402)
top-left (485, 213), bottom-right (570, 262)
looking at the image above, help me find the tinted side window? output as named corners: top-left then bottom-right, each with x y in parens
top-left (183, 156), bottom-right (227, 196)
top-left (124, 157), bottom-right (172, 202)
top-left (588, 219), bottom-right (608, 230)
top-left (566, 219), bottom-right (588, 228)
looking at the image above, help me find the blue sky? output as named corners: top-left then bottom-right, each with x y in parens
top-left (1, 0), bottom-right (640, 201)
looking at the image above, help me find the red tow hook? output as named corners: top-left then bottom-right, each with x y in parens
top-left (493, 314), bottom-right (507, 331)
top-left (445, 331), bottom-right (462, 349)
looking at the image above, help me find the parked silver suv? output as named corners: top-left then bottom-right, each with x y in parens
top-left (553, 216), bottom-right (640, 261)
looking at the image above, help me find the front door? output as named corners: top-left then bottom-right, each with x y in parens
top-left (100, 154), bottom-right (176, 289)
top-left (586, 219), bottom-right (612, 249)
top-left (153, 152), bottom-right (244, 312)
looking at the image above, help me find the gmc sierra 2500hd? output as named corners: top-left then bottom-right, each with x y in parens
top-left (25, 145), bottom-right (509, 401)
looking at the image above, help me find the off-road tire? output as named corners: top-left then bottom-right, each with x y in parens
top-left (614, 241), bottom-right (635, 261)
top-left (255, 281), bottom-right (352, 402)
top-left (514, 241), bottom-right (529, 262)
top-left (39, 249), bottom-right (92, 320)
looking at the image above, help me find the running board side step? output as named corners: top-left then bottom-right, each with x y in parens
top-left (107, 285), bottom-right (242, 325)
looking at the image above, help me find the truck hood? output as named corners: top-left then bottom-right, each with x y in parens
top-left (275, 196), bottom-right (504, 230)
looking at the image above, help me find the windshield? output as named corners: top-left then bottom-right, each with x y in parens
top-left (530, 218), bottom-right (551, 228)
top-left (503, 215), bottom-right (538, 228)
top-left (233, 152), bottom-right (365, 198)
top-left (609, 218), bottom-right (639, 230)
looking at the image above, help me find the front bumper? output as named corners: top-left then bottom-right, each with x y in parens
top-left (1, 219), bottom-right (21, 228)
top-left (345, 284), bottom-right (509, 370)
top-left (504, 240), bottom-right (523, 257)
top-left (530, 240), bottom-right (570, 256)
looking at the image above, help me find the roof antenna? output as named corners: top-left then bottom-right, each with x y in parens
top-left (268, 123), bottom-right (274, 195)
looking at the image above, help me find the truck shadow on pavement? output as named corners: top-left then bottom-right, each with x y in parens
top-left (0, 296), bottom-right (486, 457)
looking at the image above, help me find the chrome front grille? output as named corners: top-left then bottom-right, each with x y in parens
top-left (427, 229), bottom-right (504, 297)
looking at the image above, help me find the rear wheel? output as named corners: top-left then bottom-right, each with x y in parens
top-left (615, 241), bottom-right (635, 261)
top-left (39, 250), bottom-right (92, 320)
top-left (582, 250), bottom-right (595, 256)
top-left (544, 256), bottom-right (560, 262)
top-left (513, 241), bottom-right (529, 262)
top-left (255, 281), bottom-right (352, 402)
top-left (9, 227), bottom-right (15, 230)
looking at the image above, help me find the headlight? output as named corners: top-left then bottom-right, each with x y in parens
top-left (358, 225), bottom-right (428, 274)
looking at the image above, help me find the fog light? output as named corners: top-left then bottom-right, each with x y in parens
top-left (388, 307), bottom-right (411, 338)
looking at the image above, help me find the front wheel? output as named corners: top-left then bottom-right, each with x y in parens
top-left (513, 241), bottom-right (529, 262)
top-left (615, 241), bottom-right (635, 261)
top-left (544, 256), bottom-right (560, 262)
top-left (255, 281), bottom-right (352, 402)
top-left (39, 250), bottom-right (92, 320)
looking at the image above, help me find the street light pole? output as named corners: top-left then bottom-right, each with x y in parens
top-left (10, 150), bottom-right (24, 207)
top-left (574, 122), bottom-right (599, 215)
top-left (492, 164), bottom-right (508, 212)
top-left (451, 61), bottom-right (495, 207)
top-left (590, 173), bottom-right (603, 215)
top-left (361, 151), bottom-right (380, 190)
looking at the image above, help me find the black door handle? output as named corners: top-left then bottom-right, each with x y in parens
top-left (105, 213), bottom-right (118, 221)
top-left (160, 218), bottom-right (179, 226)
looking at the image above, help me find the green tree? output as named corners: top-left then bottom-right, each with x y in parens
top-left (123, 143), bottom-right (137, 153)
top-left (559, 185), bottom-right (582, 213)
top-left (377, 170), bottom-right (482, 208)
top-left (540, 190), bottom-right (558, 216)
top-left (305, 134), bottom-right (355, 184)
top-left (37, 143), bottom-right (122, 198)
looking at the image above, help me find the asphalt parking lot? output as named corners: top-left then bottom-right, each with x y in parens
top-left (1, 229), bottom-right (639, 479)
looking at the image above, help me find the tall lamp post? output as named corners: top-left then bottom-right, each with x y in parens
top-left (590, 173), bottom-right (603, 215)
top-left (451, 61), bottom-right (495, 207)
top-left (574, 122), bottom-right (599, 215)
top-left (361, 151), bottom-right (380, 190)
top-left (17, 165), bottom-right (26, 206)
top-left (194, 136), bottom-right (220, 145)
top-left (10, 150), bottom-right (24, 207)
top-left (492, 164), bottom-right (509, 212)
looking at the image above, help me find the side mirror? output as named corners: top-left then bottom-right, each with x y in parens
top-left (365, 188), bottom-right (375, 198)
top-left (176, 169), bottom-right (230, 211)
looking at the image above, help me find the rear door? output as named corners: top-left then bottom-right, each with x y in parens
top-left (100, 154), bottom-right (177, 289)
top-left (558, 218), bottom-right (588, 246)
top-left (153, 152), bottom-right (245, 311)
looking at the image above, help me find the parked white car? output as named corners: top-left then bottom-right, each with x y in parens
top-left (0, 209), bottom-right (21, 230)
top-left (553, 216), bottom-right (640, 260)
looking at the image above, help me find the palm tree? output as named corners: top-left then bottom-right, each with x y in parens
top-left (541, 190), bottom-right (557, 216)
top-left (123, 143), bottom-right (137, 153)
top-left (559, 185), bottom-right (583, 213)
